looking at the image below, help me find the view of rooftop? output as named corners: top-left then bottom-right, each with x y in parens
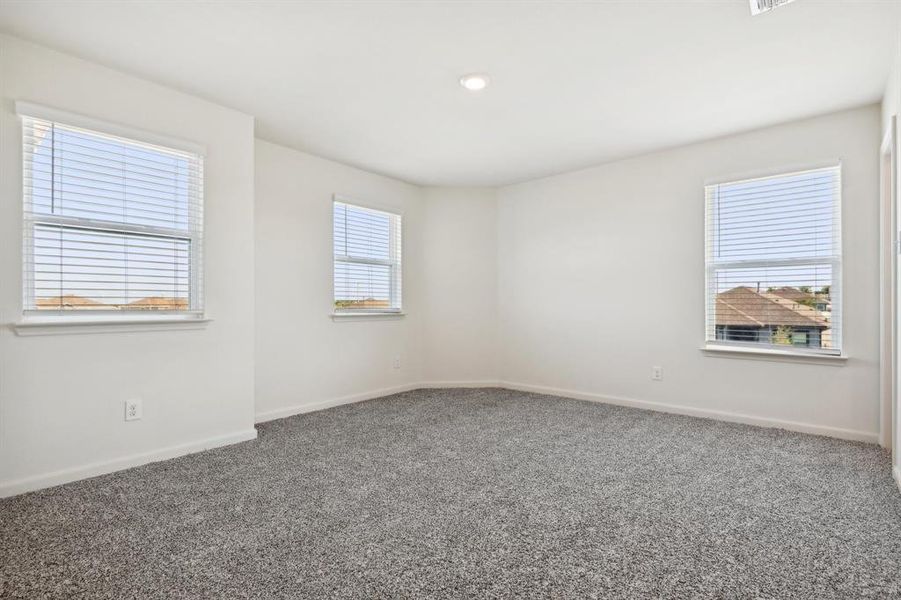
top-left (714, 285), bottom-right (833, 349)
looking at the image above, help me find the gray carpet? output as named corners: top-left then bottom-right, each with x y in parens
top-left (2, 388), bottom-right (901, 599)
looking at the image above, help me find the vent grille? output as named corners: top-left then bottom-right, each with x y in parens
top-left (750, 0), bottom-right (797, 15)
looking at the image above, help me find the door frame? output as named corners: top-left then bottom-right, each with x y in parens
top-left (879, 116), bottom-right (897, 460)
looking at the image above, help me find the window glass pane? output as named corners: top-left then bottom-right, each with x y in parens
top-left (333, 202), bottom-right (390, 261)
top-left (32, 224), bottom-right (190, 310)
top-left (25, 121), bottom-right (196, 231)
top-left (710, 264), bottom-right (835, 350)
top-left (711, 169), bottom-right (837, 263)
top-left (334, 262), bottom-right (392, 310)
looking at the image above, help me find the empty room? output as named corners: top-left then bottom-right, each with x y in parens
top-left (2, 0), bottom-right (901, 597)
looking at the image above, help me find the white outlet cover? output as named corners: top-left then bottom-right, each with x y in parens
top-left (124, 399), bottom-right (143, 421)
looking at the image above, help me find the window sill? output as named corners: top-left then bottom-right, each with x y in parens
top-left (331, 311), bottom-right (406, 321)
top-left (701, 343), bottom-right (847, 365)
top-left (12, 315), bottom-right (211, 336)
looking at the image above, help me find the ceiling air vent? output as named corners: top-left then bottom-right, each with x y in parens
top-left (749, 0), bottom-right (797, 15)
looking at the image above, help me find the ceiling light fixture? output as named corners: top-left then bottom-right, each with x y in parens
top-left (749, 0), bottom-right (797, 16)
top-left (460, 73), bottom-right (490, 91)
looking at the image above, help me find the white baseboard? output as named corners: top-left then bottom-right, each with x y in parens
top-left (894, 466), bottom-right (901, 495)
top-left (419, 380), bottom-right (502, 389)
top-left (0, 428), bottom-right (258, 499)
top-left (254, 382), bottom-right (420, 423)
top-left (500, 380), bottom-right (879, 444)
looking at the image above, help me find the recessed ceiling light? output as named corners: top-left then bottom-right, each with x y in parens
top-left (460, 73), bottom-right (490, 92)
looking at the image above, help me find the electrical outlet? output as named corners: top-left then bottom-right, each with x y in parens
top-left (651, 366), bottom-right (663, 381)
top-left (393, 356), bottom-right (401, 370)
top-left (124, 399), bottom-right (142, 421)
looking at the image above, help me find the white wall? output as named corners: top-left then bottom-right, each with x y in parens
top-left (254, 140), bottom-right (424, 421)
top-left (420, 188), bottom-right (498, 384)
top-left (497, 105), bottom-right (882, 441)
top-left (0, 36), bottom-right (257, 496)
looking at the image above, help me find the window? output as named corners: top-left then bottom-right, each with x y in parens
top-left (21, 111), bottom-right (203, 315)
top-left (705, 165), bottom-right (841, 355)
top-left (333, 199), bottom-right (402, 313)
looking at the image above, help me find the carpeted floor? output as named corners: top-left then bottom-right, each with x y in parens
top-left (2, 388), bottom-right (901, 599)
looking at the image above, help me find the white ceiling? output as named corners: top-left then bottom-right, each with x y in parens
top-left (0, 1), bottom-right (898, 186)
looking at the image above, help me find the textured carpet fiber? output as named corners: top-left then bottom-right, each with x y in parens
top-left (2, 388), bottom-right (901, 599)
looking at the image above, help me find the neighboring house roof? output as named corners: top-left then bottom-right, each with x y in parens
top-left (768, 286), bottom-right (813, 302)
top-left (336, 298), bottom-right (390, 308)
top-left (128, 297), bottom-right (189, 310)
top-left (35, 295), bottom-right (108, 309)
top-left (715, 286), bottom-right (830, 328)
top-left (769, 286), bottom-right (830, 306)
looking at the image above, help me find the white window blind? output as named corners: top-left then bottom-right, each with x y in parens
top-left (22, 115), bottom-right (204, 313)
top-left (705, 165), bottom-right (841, 354)
top-left (333, 200), bottom-right (402, 313)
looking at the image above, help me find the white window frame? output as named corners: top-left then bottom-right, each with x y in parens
top-left (332, 195), bottom-right (404, 317)
top-left (704, 164), bottom-right (843, 358)
top-left (16, 102), bottom-right (207, 331)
